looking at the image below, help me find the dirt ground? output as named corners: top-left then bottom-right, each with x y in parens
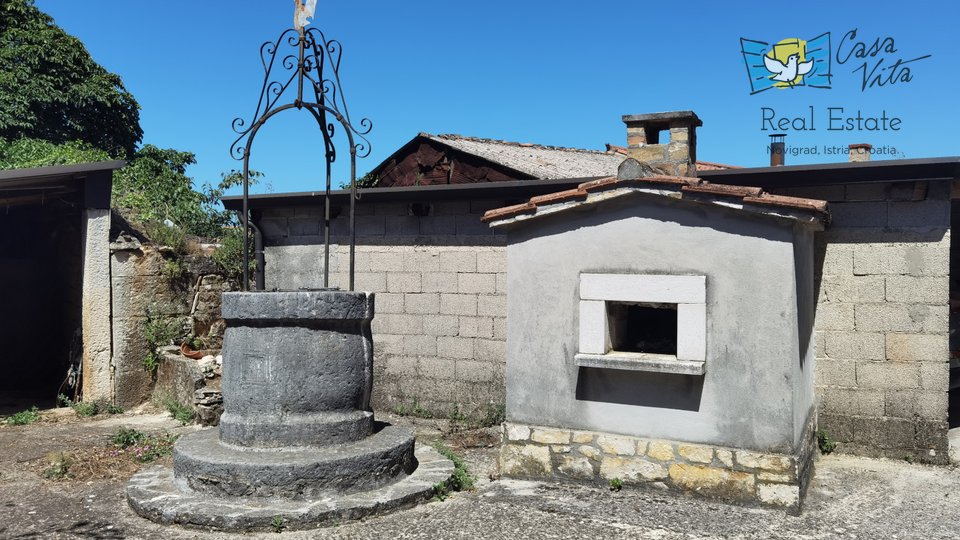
top-left (2, 408), bottom-right (960, 539)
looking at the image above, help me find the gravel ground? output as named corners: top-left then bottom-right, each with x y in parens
top-left (1, 410), bottom-right (958, 539)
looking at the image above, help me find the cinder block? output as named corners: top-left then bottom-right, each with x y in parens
top-left (470, 199), bottom-right (501, 214)
top-left (403, 335), bottom-right (438, 356)
top-left (852, 416), bottom-right (915, 450)
top-left (288, 217), bottom-right (320, 236)
top-left (373, 202), bottom-right (409, 217)
top-left (493, 317), bottom-right (507, 340)
top-left (422, 272), bottom-right (458, 293)
top-left (915, 391), bottom-right (948, 421)
top-left (855, 303), bottom-right (946, 334)
top-left (458, 273), bottom-right (497, 294)
top-left (455, 360), bottom-right (495, 383)
top-left (854, 243), bottom-right (949, 277)
top-left (440, 294), bottom-right (478, 316)
top-left (372, 314), bottom-right (423, 335)
top-left (368, 252), bottom-right (404, 272)
top-left (919, 362), bottom-right (949, 392)
top-left (888, 200), bottom-right (950, 229)
top-left (383, 216), bottom-right (421, 236)
top-left (819, 386), bottom-right (883, 416)
top-left (404, 293), bottom-right (440, 314)
top-left (438, 336), bottom-right (475, 359)
top-left (475, 338), bottom-right (506, 362)
top-left (387, 272), bottom-right (421, 293)
top-left (885, 276), bottom-right (948, 304)
top-left (373, 334), bottom-right (404, 356)
top-left (477, 250), bottom-right (506, 273)
top-left (817, 275), bottom-right (884, 303)
top-left (815, 358), bottom-right (857, 387)
top-left (816, 244), bottom-right (853, 276)
top-left (478, 294), bottom-right (507, 317)
top-left (439, 251), bottom-right (477, 272)
top-left (385, 356), bottom-right (418, 377)
top-left (823, 331), bottom-right (884, 360)
top-left (417, 357), bottom-right (456, 381)
top-left (829, 202), bottom-right (888, 228)
top-left (496, 272), bottom-right (508, 294)
top-left (884, 389), bottom-right (918, 418)
top-left (403, 251), bottom-right (440, 273)
top-left (356, 216), bottom-right (386, 236)
top-left (455, 214), bottom-right (494, 236)
top-left (458, 316), bottom-right (494, 338)
top-left (375, 292), bottom-right (404, 314)
top-left (423, 314), bottom-right (459, 337)
top-left (856, 362), bottom-right (919, 390)
top-left (418, 216), bottom-right (456, 236)
top-left (432, 201), bottom-right (471, 215)
top-left (886, 333), bottom-right (949, 362)
top-left (354, 272), bottom-right (386, 292)
top-left (815, 303), bottom-right (855, 331)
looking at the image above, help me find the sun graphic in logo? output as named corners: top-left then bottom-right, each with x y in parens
top-left (763, 38), bottom-right (815, 88)
top-left (741, 33), bottom-right (831, 94)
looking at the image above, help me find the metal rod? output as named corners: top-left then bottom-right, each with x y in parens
top-left (349, 148), bottom-right (356, 292)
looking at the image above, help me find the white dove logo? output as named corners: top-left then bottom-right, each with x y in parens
top-left (763, 53), bottom-right (814, 85)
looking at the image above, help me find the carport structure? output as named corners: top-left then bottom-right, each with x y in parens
top-left (0, 161), bottom-right (122, 412)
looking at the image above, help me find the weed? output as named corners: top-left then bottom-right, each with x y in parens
top-left (56, 394), bottom-right (74, 407)
top-left (816, 429), bottom-right (837, 455)
top-left (162, 397), bottom-right (195, 425)
top-left (111, 427), bottom-right (146, 448)
top-left (43, 452), bottom-right (70, 480)
top-left (447, 402), bottom-right (506, 431)
top-left (432, 442), bottom-right (475, 491)
top-left (5, 406), bottom-right (40, 425)
top-left (145, 221), bottom-right (186, 254)
top-left (905, 454), bottom-right (915, 464)
top-left (161, 258), bottom-right (188, 281)
top-left (449, 405), bottom-right (468, 425)
top-left (609, 477), bottom-right (623, 492)
top-left (71, 401), bottom-right (99, 417)
top-left (271, 515), bottom-right (286, 534)
top-left (142, 351), bottom-right (161, 374)
top-left (433, 480), bottom-right (450, 501)
top-left (143, 304), bottom-right (182, 375)
top-left (106, 403), bottom-right (124, 415)
top-left (393, 400), bottom-right (434, 419)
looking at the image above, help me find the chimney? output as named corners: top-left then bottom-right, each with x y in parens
top-left (622, 111), bottom-right (702, 177)
top-left (769, 134), bottom-right (785, 167)
top-left (848, 143), bottom-right (872, 162)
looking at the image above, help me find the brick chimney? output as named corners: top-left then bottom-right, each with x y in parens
top-left (622, 111), bottom-right (702, 177)
top-left (849, 143), bottom-right (872, 162)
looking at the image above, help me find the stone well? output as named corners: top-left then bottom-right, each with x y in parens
top-left (127, 291), bottom-right (453, 531)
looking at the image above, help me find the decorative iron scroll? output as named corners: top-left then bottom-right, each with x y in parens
top-left (230, 23), bottom-right (372, 292)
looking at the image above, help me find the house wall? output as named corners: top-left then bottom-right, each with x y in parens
top-left (500, 194), bottom-right (814, 453)
top-left (259, 199), bottom-right (508, 416)
top-left (772, 180), bottom-right (952, 463)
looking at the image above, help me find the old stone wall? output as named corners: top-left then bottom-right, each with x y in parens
top-left (772, 181), bottom-right (952, 463)
top-left (110, 233), bottom-right (232, 407)
top-left (259, 199), bottom-right (507, 416)
top-left (500, 421), bottom-right (816, 510)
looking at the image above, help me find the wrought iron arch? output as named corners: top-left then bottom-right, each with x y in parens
top-left (230, 26), bottom-right (372, 292)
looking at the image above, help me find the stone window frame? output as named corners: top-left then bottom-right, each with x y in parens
top-left (575, 273), bottom-right (706, 376)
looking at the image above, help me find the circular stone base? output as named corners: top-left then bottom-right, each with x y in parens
top-left (127, 444), bottom-right (454, 532)
top-left (174, 424), bottom-right (415, 498)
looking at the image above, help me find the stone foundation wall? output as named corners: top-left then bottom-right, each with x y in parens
top-left (772, 181), bottom-right (952, 463)
top-left (500, 422), bottom-right (816, 510)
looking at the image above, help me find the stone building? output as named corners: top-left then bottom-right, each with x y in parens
top-left (223, 111), bottom-right (960, 464)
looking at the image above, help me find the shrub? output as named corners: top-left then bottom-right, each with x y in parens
top-left (5, 406), bottom-right (40, 425)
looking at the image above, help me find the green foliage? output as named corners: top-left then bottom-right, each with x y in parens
top-left (393, 400), bottom-right (434, 419)
top-left (111, 427), bottom-right (146, 448)
top-left (106, 403), bottom-right (124, 415)
top-left (143, 304), bottom-right (181, 375)
top-left (271, 515), bottom-right (286, 534)
top-left (43, 452), bottom-right (70, 480)
top-left (5, 406), bottom-right (40, 425)
top-left (212, 227), bottom-right (254, 281)
top-left (162, 397), bottom-right (195, 426)
top-left (160, 258), bottom-right (188, 281)
top-left (817, 429), bottom-right (837, 455)
top-left (56, 394), bottom-right (73, 407)
top-left (609, 477), bottom-right (623, 491)
top-left (432, 443), bottom-right (475, 492)
top-left (0, 137), bottom-right (108, 169)
top-left (0, 0), bottom-right (142, 158)
top-left (71, 400), bottom-right (99, 417)
top-left (433, 480), bottom-right (450, 501)
top-left (448, 403), bottom-right (506, 431)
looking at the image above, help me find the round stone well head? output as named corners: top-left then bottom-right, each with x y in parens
top-left (127, 290), bottom-right (454, 531)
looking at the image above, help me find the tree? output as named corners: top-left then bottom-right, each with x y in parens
top-left (0, 0), bottom-right (142, 158)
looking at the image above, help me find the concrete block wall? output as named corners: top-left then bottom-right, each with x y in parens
top-left (258, 199), bottom-right (508, 416)
top-left (773, 181), bottom-right (952, 463)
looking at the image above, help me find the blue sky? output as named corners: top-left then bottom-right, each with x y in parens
top-left (36, 0), bottom-right (958, 194)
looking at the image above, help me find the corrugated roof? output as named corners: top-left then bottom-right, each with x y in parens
top-left (482, 175), bottom-right (829, 229)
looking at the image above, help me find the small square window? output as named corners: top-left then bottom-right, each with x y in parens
top-left (607, 302), bottom-right (677, 355)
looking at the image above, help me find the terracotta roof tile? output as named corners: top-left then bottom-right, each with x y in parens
top-left (483, 175), bottom-right (829, 226)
